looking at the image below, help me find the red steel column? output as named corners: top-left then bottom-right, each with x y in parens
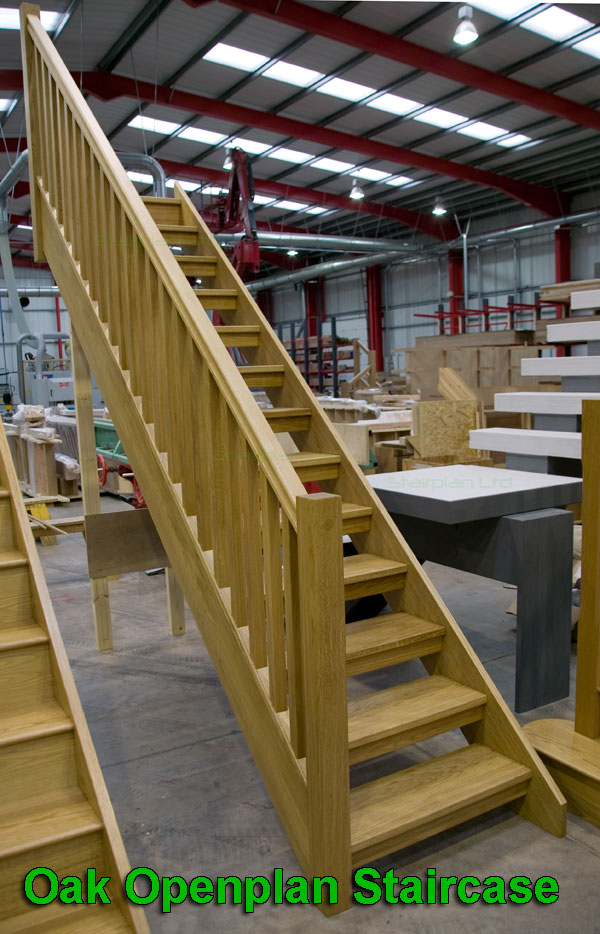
top-left (305, 279), bottom-right (320, 338)
top-left (367, 264), bottom-right (384, 372)
top-left (448, 250), bottom-right (464, 335)
top-left (555, 225), bottom-right (571, 283)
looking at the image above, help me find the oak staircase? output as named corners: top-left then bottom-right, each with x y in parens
top-left (18, 4), bottom-right (566, 916)
top-left (0, 413), bottom-right (148, 931)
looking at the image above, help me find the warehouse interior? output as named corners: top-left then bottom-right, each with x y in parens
top-left (2, 1), bottom-right (600, 932)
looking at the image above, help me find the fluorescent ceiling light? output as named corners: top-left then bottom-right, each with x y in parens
top-left (349, 182), bottom-right (365, 200)
top-left (521, 7), bottom-right (592, 42)
top-left (203, 42), bottom-right (269, 72)
top-left (456, 120), bottom-right (507, 141)
top-left (262, 60), bottom-right (323, 87)
top-left (572, 33), bottom-right (600, 60)
top-left (0, 8), bottom-right (61, 29)
top-left (469, 1), bottom-right (539, 17)
top-left (305, 206), bottom-right (329, 215)
top-left (385, 176), bottom-right (413, 187)
top-left (287, 249), bottom-right (298, 257)
top-left (127, 171), bottom-right (153, 184)
top-left (17, 224), bottom-right (33, 230)
top-left (351, 167), bottom-right (391, 182)
top-left (367, 93), bottom-right (420, 116)
top-left (311, 157), bottom-right (355, 173)
top-left (177, 126), bottom-right (227, 145)
top-left (267, 147), bottom-right (312, 163)
top-left (128, 115), bottom-right (181, 135)
top-left (317, 77), bottom-right (375, 102)
top-left (230, 137), bottom-right (272, 154)
top-left (273, 200), bottom-right (309, 211)
top-left (166, 179), bottom-right (200, 192)
top-left (496, 133), bottom-right (532, 147)
top-left (0, 99), bottom-right (13, 110)
top-left (413, 108), bottom-right (466, 129)
top-left (432, 200), bottom-right (447, 217)
top-left (253, 194), bottom-right (276, 205)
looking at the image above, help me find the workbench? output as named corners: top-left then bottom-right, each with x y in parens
top-left (368, 465), bottom-right (582, 713)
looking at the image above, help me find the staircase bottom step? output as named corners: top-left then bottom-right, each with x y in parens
top-left (3, 905), bottom-right (133, 933)
top-left (350, 743), bottom-right (531, 866)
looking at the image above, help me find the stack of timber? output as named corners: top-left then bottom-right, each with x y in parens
top-left (19, 6), bottom-right (567, 915)
top-left (0, 419), bottom-right (148, 932)
top-left (402, 399), bottom-right (493, 470)
top-left (400, 330), bottom-right (558, 406)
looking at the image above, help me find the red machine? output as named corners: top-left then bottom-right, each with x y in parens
top-left (213, 148), bottom-right (260, 279)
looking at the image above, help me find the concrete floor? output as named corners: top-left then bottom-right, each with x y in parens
top-left (41, 497), bottom-right (600, 933)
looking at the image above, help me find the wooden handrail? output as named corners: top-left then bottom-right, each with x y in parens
top-left (22, 8), bottom-right (305, 528)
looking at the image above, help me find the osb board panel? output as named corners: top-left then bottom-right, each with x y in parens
top-left (85, 509), bottom-right (168, 579)
top-left (479, 347), bottom-right (509, 388)
top-left (410, 400), bottom-right (478, 457)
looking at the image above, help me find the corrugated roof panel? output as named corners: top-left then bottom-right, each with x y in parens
top-left (54, 0), bottom-right (149, 70)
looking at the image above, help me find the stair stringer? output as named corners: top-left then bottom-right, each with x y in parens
top-left (177, 184), bottom-right (567, 837)
top-left (0, 421), bottom-right (149, 932)
top-left (37, 185), bottom-right (311, 873)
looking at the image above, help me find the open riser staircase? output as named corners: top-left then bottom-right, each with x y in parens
top-left (17, 4), bottom-right (566, 917)
top-left (0, 408), bottom-right (148, 931)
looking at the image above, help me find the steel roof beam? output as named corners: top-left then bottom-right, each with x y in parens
top-left (76, 71), bottom-right (567, 215)
top-left (203, 0), bottom-right (600, 134)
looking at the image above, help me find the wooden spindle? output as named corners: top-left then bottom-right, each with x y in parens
top-left (261, 474), bottom-right (287, 710)
top-left (282, 516), bottom-right (305, 758)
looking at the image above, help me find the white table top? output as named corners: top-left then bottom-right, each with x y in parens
top-left (368, 465), bottom-right (581, 523)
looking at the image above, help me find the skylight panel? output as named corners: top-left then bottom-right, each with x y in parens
top-left (351, 167), bottom-right (391, 182)
top-left (496, 134), bottom-right (532, 147)
top-left (521, 7), bottom-right (592, 42)
top-left (127, 171), bottom-right (153, 185)
top-left (366, 93), bottom-right (420, 116)
top-left (572, 33), bottom-right (600, 60)
top-left (267, 147), bottom-right (312, 163)
top-left (177, 126), bottom-right (227, 145)
top-left (201, 186), bottom-right (227, 196)
top-left (128, 115), bottom-right (181, 135)
top-left (253, 194), bottom-right (277, 205)
top-left (272, 200), bottom-right (309, 211)
top-left (412, 108), bottom-right (466, 129)
top-left (203, 43), bottom-right (269, 72)
top-left (469, 1), bottom-right (538, 18)
top-left (0, 8), bottom-right (62, 29)
top-left (305, 206), bottom-right (329, 215)
top-left (262, 60), bottom-right (324, 87)
top-left (17, 224), bottom-right (33, 230)
top-left (456, 121), bottom-right (507, 141)
top-left (166, 179), bottom-right (200, 192)
top-left (229, 138), bottom-right (272, 154)
top-left (385, 176), bottom-right (414, 187)
top-left (0, 99), bottom-right (13, 110)
top-left (311, 157), bottom-right (355, 173)
top-left (317, 77), bottom-right (375, 102)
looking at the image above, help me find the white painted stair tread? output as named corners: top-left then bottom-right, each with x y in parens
top-left (547, 320), bottom-right (600, 343)
top-left (570, 289), bottom-right (600, 311)
top-left (469, 428), bottom-right (581, 459)
top-left (521, 355), bottom-right (600, 377)
top-left (493, 391), bottom-right (600, 415)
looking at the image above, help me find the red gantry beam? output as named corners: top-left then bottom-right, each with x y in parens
top-left (0, 71), bottom-right (568, 215)
top-left (202, 0), bottom-right (600, 137)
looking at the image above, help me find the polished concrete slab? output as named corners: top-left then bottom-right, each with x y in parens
top-left (40, 496), bottom-right (596, 934)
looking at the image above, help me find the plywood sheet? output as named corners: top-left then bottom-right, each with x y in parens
top-left (85, 509), bottom-right (168, 578)
top-left (410, 400), bottom-right (478, 457)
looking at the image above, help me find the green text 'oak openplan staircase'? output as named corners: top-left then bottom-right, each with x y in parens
top-left (14, 3), bottom-right (566, 919)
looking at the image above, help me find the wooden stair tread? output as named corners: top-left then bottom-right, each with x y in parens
top-left (215, 325), bottom-right (260, 347)
top-left (0, 549), bottom-right (28, 569)
top-left (239, 365), bottom-right (285, 387)
top-left (194, 288), bottom-right (238, 310)
top-left (350, 743), bottom-right (531, 862)
top-left (176, 254), bottom-right (216, 263)
top-left (263, 407), bottom-right (311, 419)
top-left (239, 365), bottom-right (285, 376)
top-left (157, 224), bottom-right (196, 233)
top-left (0, 701), bottom-right (72, 747)
top-left (262, 408), bottom-right (311, 431)
top-left (5, 906), bottom-right (134, 934)
top-left (347, 675), bottom-right (486, 762)
top-left (0, 792), bottom-right (102, 858)
top-left (287, 451), bottom-right (340, 468)
top-left (0, 488), bottom-right (9, 498)
top-left (523, 718), bottom-right (600, 783)
top-left (340, 502), bottom-right (373, 521)
top-left (0, 626), bottom-right (48, 652)
top-left (346, 613), bottom-right (445, 671)
top-left (343, 553), bottom-right (407, 585)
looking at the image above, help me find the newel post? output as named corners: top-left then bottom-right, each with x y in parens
top-left (297, 492), bottom-right (351, 914)
top-left (19, 4), bottom-right (44, 260)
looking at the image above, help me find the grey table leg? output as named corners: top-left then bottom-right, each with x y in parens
top-left (388, 508), bottom-right (573, 713)
top-left (503, 510), bottom-right (572, 712)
